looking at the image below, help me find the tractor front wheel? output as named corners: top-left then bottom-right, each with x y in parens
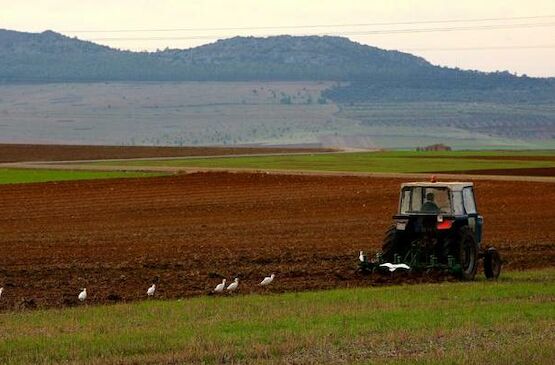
top-left (484, 247), bottom-right (502, 279)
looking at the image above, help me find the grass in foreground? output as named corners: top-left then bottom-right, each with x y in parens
top-left (0, 168), bottom-right (164, 185)
top-left (86, 150), bottom-right (555, 174)
top-left (0, 269), bottom-right (553, 364)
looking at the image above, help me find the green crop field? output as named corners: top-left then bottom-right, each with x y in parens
top-left (86, 150), bottom-right (555, 174)
top-left (0, 168), bottom-right (163, 185)
top-left (0, 269), bottom-right (553, 364)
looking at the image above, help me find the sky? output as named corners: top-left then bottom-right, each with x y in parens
top-left (2, 0), bottom-right (555, 77)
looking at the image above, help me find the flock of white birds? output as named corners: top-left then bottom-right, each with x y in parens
top-left (73, 274), bottom-right (277, 302)
top-left (0, 251), bottom-right (408, 304)
top-left (0, 274), bottom-right (276, 303)
top-left (213, 274), bottom-right (275, 294)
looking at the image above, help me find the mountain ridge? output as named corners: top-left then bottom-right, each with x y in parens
top-left (0, 29), bottom-right (554, 102)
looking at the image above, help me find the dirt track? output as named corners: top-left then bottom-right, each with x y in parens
top-left (0, 172), bottom-right (553, 310)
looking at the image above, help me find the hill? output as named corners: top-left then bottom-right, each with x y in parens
top-left (158, 35), bottom-right (432, 81)
top-left (0, 30), bottom-right (169, 82)
top-left (0, 29), bottom-right (554, 148)
top-left (1, 29), bottom-right (554, 103)
top-left (0, 30), bottom-right (432, 82)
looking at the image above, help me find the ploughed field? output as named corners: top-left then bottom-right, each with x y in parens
top-left (0, 143), bottom-right (329, 163)
top-left (0, 172), bottom-right (553, 310)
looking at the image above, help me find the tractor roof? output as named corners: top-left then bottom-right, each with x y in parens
top-left (401, 182), bottom-right (473, 191)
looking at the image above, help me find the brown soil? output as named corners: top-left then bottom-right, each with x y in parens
top-left (0, 144), bottom-right (331, 163)
top-left (411, 154), bottom-right (555, 162)
top-left (464, 155), bottom-right (555, 162)
top-left (0, 172), bottom-right (553, 311)
top-left (447, 167), bottom-right (555, 177)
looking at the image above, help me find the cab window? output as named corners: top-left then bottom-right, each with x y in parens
top-left (400, 187), bottom-right (451, 214)
top-left (463, 187), bottom-right (477, 214)
top-left (453, 191), bottom-right (464, 215)
top-left (401, 189), bottom-right (411, 213)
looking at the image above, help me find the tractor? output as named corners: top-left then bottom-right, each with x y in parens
top-left (360, 178), bottom-right (502, 280)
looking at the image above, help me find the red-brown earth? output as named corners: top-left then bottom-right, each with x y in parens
top-left (0, 144), bottom-right (331, 163)
top-left (0, 172), bottom-right (553, 310)
top-left (447, 167), bottom-right (555, 177)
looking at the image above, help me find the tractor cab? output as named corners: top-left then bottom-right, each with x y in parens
top-left (396, 182), bottom-right (483, 246)
top-left (359, 179), bottom-right (501, 281)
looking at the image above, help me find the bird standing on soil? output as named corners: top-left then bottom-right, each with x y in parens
top-left (226, 278), bottom-right (239, 292)
top-left (259, 274), bottom-right (275, 286)
top-left (78, 288), bottom-right (87, 302)
top-left (0, 287), bottom-right (3, 299)
top-left (214, 279), bottom-right (226, 293)
top-left (147, 284), bottom-right (156, 297)
top-left (359, 251), bottom-right (365, 262)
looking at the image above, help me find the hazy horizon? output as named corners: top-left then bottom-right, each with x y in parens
top-left (1, 0), bottom-right (555, 77)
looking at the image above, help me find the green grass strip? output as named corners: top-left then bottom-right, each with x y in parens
top-left (0, 168), bottom-right (165, 185)
top-left (88, 151), bottom-right (555, 174)
top-left (0, 269), bottom-right (553, 364)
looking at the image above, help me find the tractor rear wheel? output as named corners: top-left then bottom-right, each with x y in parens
top-left (455, 227), bottom-right (479, 281)
top-left (484, 247), bottom-right (502, 279)
top-left (381, 225), bottom-right (401, 262)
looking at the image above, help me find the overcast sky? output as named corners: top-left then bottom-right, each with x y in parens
top-left (2, 0), bottom-right (555, 76)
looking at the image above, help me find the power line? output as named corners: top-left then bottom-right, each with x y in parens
top-left (63, 14), bottom-right (555, 33)
top-left (404, 45), bottom-right (555, 51)
top-left (88, 22), bottom-right (555, 41)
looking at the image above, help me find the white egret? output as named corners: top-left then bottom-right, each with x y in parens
top-left (214, 279), bottom-right (226, 293)
top-left (147, 284), bottom-right (156, 297)
top-left (0, 287), bottom-right (3, 299)
top-left (226, 278), bottom-right (239, 292)
top-left (379, 263), bottom-right (411, 272)
top-left (394, 263), bottom-right (411, 271)
top-left (78, 288), bottom-right (87, 302)
top-left (380, 263), bottom-right (393, 271)
top-left (259, 274), bottom-right (275, 286)
top-left (359, 251), bottom-right (365, 262)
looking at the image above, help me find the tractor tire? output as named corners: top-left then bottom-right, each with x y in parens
top-left (484, 247), bottom-right (502, 279)
top-left (455, 227), bottom-right (479, 281)
top-left (381, 225), bottom-right (401, 262)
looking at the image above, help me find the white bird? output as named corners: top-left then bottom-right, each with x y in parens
top-left (226, 278), bottom-right (239, 292)
top-left (379, 263), bottom-right (411, 272)
top-left (78, 288), bottom-right (87, 302)
top-left (259, 274), bottom-right (275, 286)
top-left (379, 263), bottom-right (394, 271)
top-left (214, 279), bottom-right (226, 293)
top-left (0, 287), bottom-right (3, 299)
top-left (359, 251), bottom-right (365, 262)
top-left (147, 284), bottom-right (156, 297)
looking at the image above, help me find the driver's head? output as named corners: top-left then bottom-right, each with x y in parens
top-left (426, 192), bottom-right (435, 202)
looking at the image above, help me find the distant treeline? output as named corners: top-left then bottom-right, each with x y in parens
top-left (323, 70), bottom-right (555, 103)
